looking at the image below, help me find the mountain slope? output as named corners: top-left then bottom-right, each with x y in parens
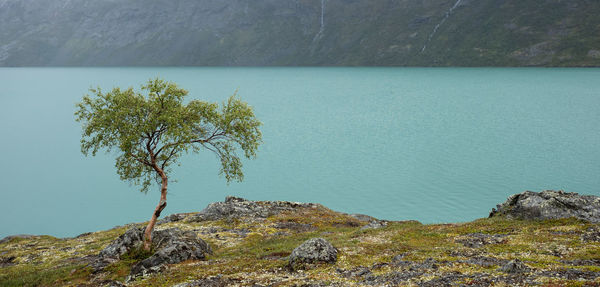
top-left (1, 0), bottom-right (599, 66)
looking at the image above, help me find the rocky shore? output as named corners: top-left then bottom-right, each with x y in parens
top-left (1, 191), bottom-right (600, 286)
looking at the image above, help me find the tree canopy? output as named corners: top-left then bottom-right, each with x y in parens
top-left (75, 78), bottom-right (262, 192)
top-left (75, 78), bottom-right (262, 249)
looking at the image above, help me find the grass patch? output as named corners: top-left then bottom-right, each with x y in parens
top-left (0, 264), bottom-right (91, 287)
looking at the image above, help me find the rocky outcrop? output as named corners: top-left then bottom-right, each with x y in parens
top-left (489, 190), bottom-right (600, 222)
top-left (93, 227), bottom-right (211, 277)
top-left (186, 196), bottom-right (321, 222)
top-left (99, 228), bottom-right (144, 259)
top-left (129, 229), bottom-right (212, 278)
top-left (289, 238), bottom-right (337, 270)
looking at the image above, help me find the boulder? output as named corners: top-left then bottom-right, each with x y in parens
top-left (489, 190), bottom-right (600, 222)
top-left (186, 196), bottom-right (320, 222)
top-left (289, 238), bottom-right (337, 270)
top-left (93, 227), bottom-right (211, 277)
top-left (130, 229), bottom-right (211, 277)
top-left (99, 227), bottom-right (144, 259)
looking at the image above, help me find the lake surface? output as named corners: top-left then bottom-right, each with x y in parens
top-left (1, 67), bottom-right (599, 238)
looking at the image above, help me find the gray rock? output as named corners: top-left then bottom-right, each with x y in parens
top-left (459, 256), bottom-right (509, 267)
top-left (0, 256), bottom-right (16, 267)
top-left (289, 238), bottom-right (337, 270)
top-left (274, 222), bottom-right (316, 232)
top-left (350, 214), bottom-right (378, 222)
top-left (186, 196), bottom-right (320, 222)
top-left (363, 270), bottom-right (424, 285)
top-left (99, 227), bottom-right (144, 259)
top-left (391, 257), bottom-right (441, 270)
top-left (582, 226), bottom-right (600, 242)
top-left (588, 50), bottom-right (600, 59)
top-left (130, 229), bottom-right (211, 277)
top-left (337, 266), bottom-right (372, 278)
top-left (171, 275), bottom-right (239, 287)
top-left (489, 190), bottom-right (600, 222)
top-left (360, 220), bottom-right (388, 230)
top-left (93, 227), bottom-right (211, 277)
top-left (455, 233), bottom-right (508, 248)
top-left (538, 268), bottom-right (600, 280)
top-left (157, 213), bottom-right (188, 225)
top-left (499, 259), bottom-right (530, 274)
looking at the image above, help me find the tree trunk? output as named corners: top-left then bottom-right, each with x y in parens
top-left (143, 169), bottom-right (168, 251)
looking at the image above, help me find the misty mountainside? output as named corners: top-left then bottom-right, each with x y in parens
top-left (1, 0), bottom-right (600, 66)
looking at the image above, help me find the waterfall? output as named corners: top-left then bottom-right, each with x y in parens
top-left (420, 0), bottom-right (462, 53)
top-left (312, 0), bottom-right (326, 43)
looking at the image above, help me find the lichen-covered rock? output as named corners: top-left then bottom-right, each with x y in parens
top-left (157, 213), bottom-right (189, 225)
top-left (289, 238), bottom-right (337, 270)
top-left (93, 227), bottom-right (211, 276)
top-left (130, 230), bottom-right (211, 277)
top-left (99, 227), bottom-right (144, 259)
top-left (171, 275), bottom-right (239, 287)
top-left (360, 220), bottom-right (388, 230)
top-left (582, 226), bottom-right (600, 242)
top-left (455, 233), bottom-right (508, 248)
top-left (186, 196), bottom-right (320, 222)
top-left (0, 256), bottom-right (16, 267)
top-left (489, 190), bottom-right (600, 222)
top-left (349, 214), bottom-right (378, 222)
top-left (499, 259), bottom-right (530, 274)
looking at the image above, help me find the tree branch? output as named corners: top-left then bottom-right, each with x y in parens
top-left (161, 147), bottom-right (178, 170)
top-left (127, 152), bottom-right (151, 166)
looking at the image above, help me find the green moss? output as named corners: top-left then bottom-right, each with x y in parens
top-left (0, 264), bottom-right (91, 287)
top-left (3, 208), bottom-right (600, 286)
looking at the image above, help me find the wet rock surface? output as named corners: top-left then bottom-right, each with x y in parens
top-left (289, 238), bottom-right (338, 270)
top-left (489, 190), bottom-right (600, 222)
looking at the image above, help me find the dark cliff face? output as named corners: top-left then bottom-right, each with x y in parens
top-left (1, 0), bottom-right (600, 66)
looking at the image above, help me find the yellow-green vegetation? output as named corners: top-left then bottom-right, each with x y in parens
top-left (1, 205), bottom-right (600, 286)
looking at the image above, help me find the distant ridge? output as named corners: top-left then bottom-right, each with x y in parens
top-left (1, 0), bottom-right (599, 66)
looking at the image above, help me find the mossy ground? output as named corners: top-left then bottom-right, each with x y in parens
top-left (1, 205), bottom-right (599, 286)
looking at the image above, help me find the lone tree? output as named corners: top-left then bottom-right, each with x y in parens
top-left (75, 79), bottom-right (262, 250)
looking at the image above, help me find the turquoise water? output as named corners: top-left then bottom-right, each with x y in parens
top-left (1, 67), bottom-right (599, 238)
